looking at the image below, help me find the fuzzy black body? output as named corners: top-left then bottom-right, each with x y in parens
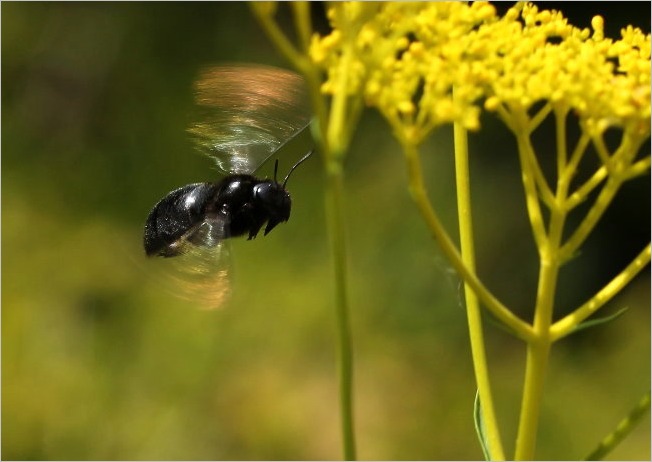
top-left (144, 174), bottom-right (291, 257)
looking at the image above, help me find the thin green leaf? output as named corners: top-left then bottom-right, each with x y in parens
top-left (572, 307), bottom-right (628, 335)
top-left (474, 389), bottom-right (492, 461)
top-left (584, 391), bottom-right (651, 460)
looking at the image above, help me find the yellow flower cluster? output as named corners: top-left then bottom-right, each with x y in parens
top-left (482, 3), bottom-right (651, 137)
top-left (310, 2), bottom-right (496, 143)
top-left (309, 2), bottom-right (651, 141)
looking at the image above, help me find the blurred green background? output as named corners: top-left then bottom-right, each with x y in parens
top-left (3, 2), bottom-right (650, 460)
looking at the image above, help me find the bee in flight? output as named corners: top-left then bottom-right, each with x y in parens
top-left (143, 64), bottom-right (313, 308)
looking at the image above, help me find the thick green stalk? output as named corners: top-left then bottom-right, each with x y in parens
top-left (250, 8), bottom-right (357, 458)
top-left (514, 122), bottom-right (569, 459)
top-left (513, 337), bottom-right (552, 460)
top-left (514, 238), bottom-right (562, 459)
top-left (322, 39), bottom-right (358, 461)
top-left (325, 158), bottom-right (356, 461)
top-left (454, 121), bottom-right (505, 460)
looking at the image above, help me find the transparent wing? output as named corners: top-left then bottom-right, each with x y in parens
top-left (161, 241), bottom-right (232, 310)
top-left (188, 63), bottom-right (311, 174)
top-left (146, 214), bottom-right (233, 310)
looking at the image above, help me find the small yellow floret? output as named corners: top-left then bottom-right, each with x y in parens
top-left (398, 101), bottom-right (415, 115)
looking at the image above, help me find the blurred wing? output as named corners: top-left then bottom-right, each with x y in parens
top-left (147, 215), bottom-right (233, 310)
top-left (165, 241), bottom-right (232, 310)
top-left (188, 63), bottom-right (311, 174)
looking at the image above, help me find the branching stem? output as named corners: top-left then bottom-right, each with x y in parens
top-left (454, 120), bottom-right (506, 460)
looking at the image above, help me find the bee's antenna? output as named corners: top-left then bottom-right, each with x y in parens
top-left (282, 149), bottom-right (314, 187)
top-left (273, 159), bottom-right (279, 183)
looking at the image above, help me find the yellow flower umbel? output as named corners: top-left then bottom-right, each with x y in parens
top-left (471, 6), bottom-right (651, 459)
top-left (309, 2), bottom-right (650, 149)
top-left (310, 2), bottom-right (497, 144)
top-left (484, 5), bottom-right (650, 137)
top-left (253, 2), bottom-right (651, 460)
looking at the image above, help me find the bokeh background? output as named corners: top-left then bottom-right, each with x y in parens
top-left (3, 2), bottom-right (650, 460)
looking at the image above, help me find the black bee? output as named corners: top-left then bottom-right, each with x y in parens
top-left (143, 150), bottom-right (312, 257)
top-left (143, 64), bottom-right (313, 307)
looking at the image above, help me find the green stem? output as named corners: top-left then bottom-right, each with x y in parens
top-left (320, 36), bottom-right (358, 462)
top-left (250, 7), bottom-right (356, 458)
top-left (565, 166), bottom-right (607, 210)
top-left (402, 141), bottom-right (534, 342)
top-left (565, 132), bottom-right (591, 180)
top-left (550, 244), bottom-right (651, 341)
top-left (454, 121), bottom-right (505, 460)
top-left (528, 103), bottom-right (553, 133)
top-left (554, 106), bottom-right (569, 185)
top-left (515, 119), bottom-right (569, 458)
top-left (250, 4), bottom-right (304, 71)
top-left (515, 133), bottom-right (548, 251)
top-left (326, 44), bottom-right (354, 157)
top-left (291, 2), bottom-right (312, 52)
top-left (584, 391), bottom-right (651, 461)
top-left (560, 131), bottom-right (644, 261)
top-left (514, 338), bottom-right (552, 460)
top-left (325, 159), bottom-right (356, 461)
top-left (250, 3), bottom-right (329, 137)
top-left (559, 175), bottom-right (621, 262)
top-left (626, 156), bottom-right (652, 179)
top-left (514, 247), bottom-right (562, 459)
